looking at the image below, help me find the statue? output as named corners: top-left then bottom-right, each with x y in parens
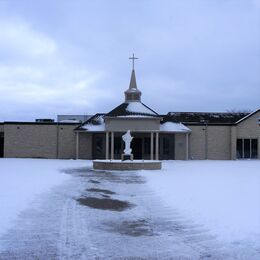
top-left (122, 130), bottom-right (133, 155)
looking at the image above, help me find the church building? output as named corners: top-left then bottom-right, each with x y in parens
top-left (0, 65), bottom-right (259, 161)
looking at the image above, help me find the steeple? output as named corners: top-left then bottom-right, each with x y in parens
top-left (124, 69), bottom-right (142, 102)
top-left (124, 54), bottom-right (142, 102)
top-left (129, 69), bottom-right (137, 89)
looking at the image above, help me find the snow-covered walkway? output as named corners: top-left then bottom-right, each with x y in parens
top-left (0, 159), bottom-right (259, 259)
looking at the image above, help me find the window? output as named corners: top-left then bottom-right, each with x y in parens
top-left (236, 138), bottom-right (258, 159)
top-left (236, 139), bottom-right (242, 159)
top-left (244, 139), bottom-right (250, 158)
top-left (163, 137), bottom-right (170, 155)
top-left (114, 137), bottom-right (122, 155)
top-left (252, 139), bottom-right (258, 159)
top-left (95, 136), bottom-right (103, 154)
top-left (144, 138), bottom-right (150, 154)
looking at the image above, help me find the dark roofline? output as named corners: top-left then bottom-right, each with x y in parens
top-left (105, 116), bottom-right (162, 120)
top-left (164, 111), bottom-right (250, 125)
top-left (167, 111), bottom-right (251, 117)
top-left (184, 123), bottom-right (235, 126)
top-left (4, 121), bottom-right (80, 125)
top-left (140, 102), bottom-right (159, 115)
top-left (235, 109), bottom-right (260, 124)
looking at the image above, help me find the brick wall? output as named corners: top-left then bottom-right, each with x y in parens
top-left (4, 123), bottom-right (79, 159)
top-left (188, 125), bottom-right (231, 160)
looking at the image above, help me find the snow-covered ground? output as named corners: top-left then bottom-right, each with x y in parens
top-left (0, 158), bottom-right (259, 259)
top-left (0, 158), bottom-right (88, 237)
top-left (140, 160), bottom-right (260, 246)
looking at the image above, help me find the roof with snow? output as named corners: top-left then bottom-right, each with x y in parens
top-left (75, 114), bottom-right (105, 131)
top-left (160, 121), bottom-right (191, 132)
top-left (106, 102), bottom-right (159, 117)
top-left (165, 112), bottom-right (250, 125)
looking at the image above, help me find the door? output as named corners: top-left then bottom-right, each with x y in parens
top-left (93, 134), bottom-right (105, 159)
top-left (131, 138), bottom-right (142, 159)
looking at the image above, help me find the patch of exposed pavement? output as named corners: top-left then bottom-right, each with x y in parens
top-left (86, 188), bottom-right (116, 195)
top-left (88, 179), bottom-right (101, 184)
top-left (104, 218), bottom-right (156, 237)
top-left (77, 196), bottom-right (134, 211)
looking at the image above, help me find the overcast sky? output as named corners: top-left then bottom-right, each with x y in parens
top-left (0, 0), bottom-right (259, 121)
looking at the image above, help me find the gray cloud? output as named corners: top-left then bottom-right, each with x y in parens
top-left (0, 0), bottom-right (259, 121)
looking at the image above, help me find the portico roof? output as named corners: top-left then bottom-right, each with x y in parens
top-left (160, 121), bottom-right (191, 133)
top-left (75, 113), bottom-right (105, 132)
top-left (75, 112), bottom-right (191, 133)
top-left (106, 101), bottom-right (159, 117)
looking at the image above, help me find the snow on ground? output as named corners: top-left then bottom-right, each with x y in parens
top-left (0, 159), bottom-right (259, 258)
top-left (0, 158), bottom-right (88, 237)
top-left (140, 160), bottom-right (260, 246)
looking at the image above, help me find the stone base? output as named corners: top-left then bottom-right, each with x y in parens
top-left (93, 160), bottom-right (162, 171)
top-left (121, 154), bottom-right (133, 161)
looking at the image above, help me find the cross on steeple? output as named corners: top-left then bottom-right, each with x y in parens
top-left (129, 53), bottom-right (138, 70)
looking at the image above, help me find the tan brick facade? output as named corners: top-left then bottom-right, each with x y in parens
top-left (3, 123), bottom-right (79, 159)
top-left (57, 125), bottom-right (77, 159)
top-left (188, 125), bottom-right (206, 159)
top-left (1, 110), bottom-right (259, 160)
top-left (78, 133), bottom-right (92, 159)
top-left (207, 126), bottom-right (231, 160)
top-left (174, 133), bottom-right (187, 160)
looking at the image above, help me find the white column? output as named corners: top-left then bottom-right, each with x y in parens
top-left (111, 132), bottom-right (114, 160)
top-left (106, 132), bottom-right (109, 160)
top-left (150, 132), bottom-right (154, 160)
top-left (76, 132), bottom-right (79, 160)
top-left (186, 133), bottom-right (189, 160)
top-left (155, 132), bottom-right (159, 160)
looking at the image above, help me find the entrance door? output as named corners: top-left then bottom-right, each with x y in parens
top-left (93, 134), bottom-right (105, 159)
top-left (0, 133), bottom-right (4, 158)
top-left (132, 138), bottom-right (142, 159)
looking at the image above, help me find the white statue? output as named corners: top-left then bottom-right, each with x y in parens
top-left (122, 130), bottom-right (133, 155)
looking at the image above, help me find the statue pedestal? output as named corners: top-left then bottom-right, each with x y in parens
top-left (121, 153), bottom-right (133, 161)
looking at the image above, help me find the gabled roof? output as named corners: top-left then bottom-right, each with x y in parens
top-left (106, 102), bottom-right (159, 117)
top-left (75, 113), bottom-right (105, 131)
top-left (159, 121), bottom-right (191, 132)
top-left (165, 112), bottom-right (250, 125)
top-left (235, 109), bottom-right (260, 124)
top-left (75, 101), bottom-right (159, 132)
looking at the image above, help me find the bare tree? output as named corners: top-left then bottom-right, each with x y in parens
top-left (226, 109), bottom-right (253, 114)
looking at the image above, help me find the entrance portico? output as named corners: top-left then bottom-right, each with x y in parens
top-left (75, 67), bottom-right (191, 160)
top-left (104, 131), bottom-right (161, 160)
